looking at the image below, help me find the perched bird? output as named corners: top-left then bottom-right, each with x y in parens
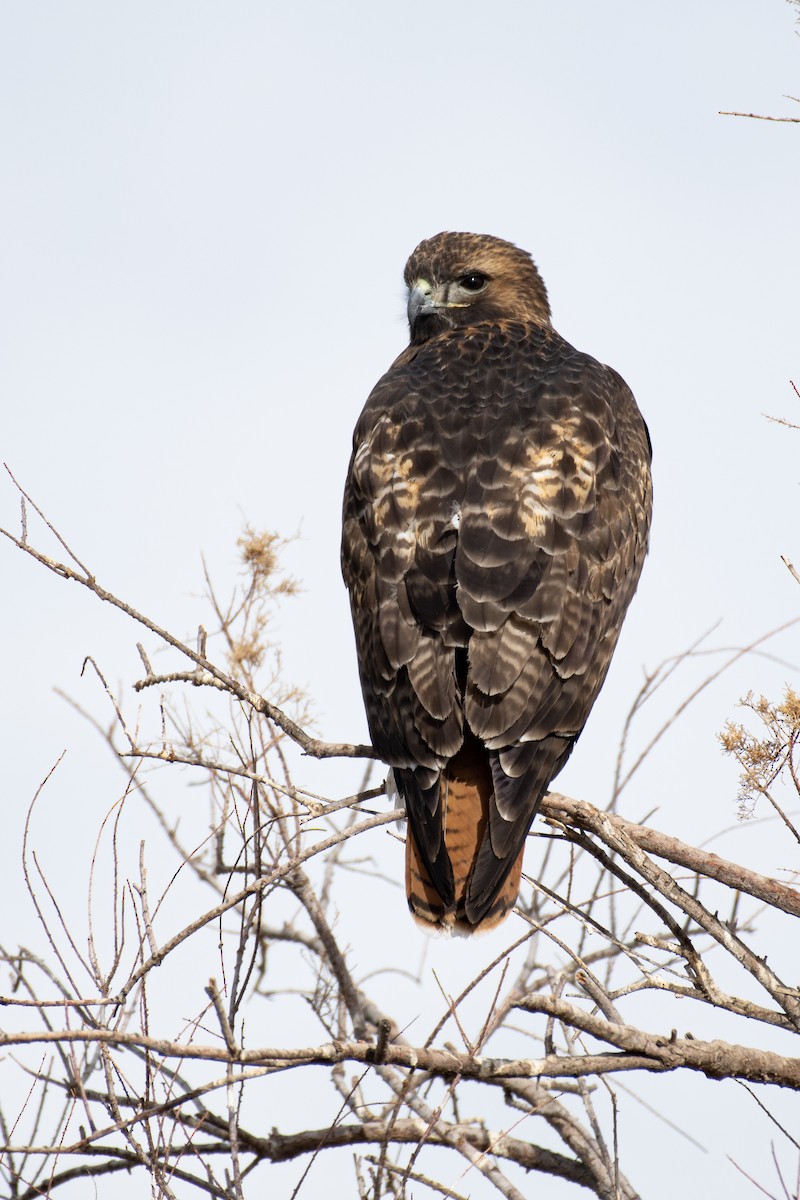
top-left (341, 232), bottom-right (652, 934)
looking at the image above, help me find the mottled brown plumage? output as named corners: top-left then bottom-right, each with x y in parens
top-left (342, 232), bottom-right (652, 934)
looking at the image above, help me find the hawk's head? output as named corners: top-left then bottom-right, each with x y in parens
top-left (403, 232), bottom-right (552, 345)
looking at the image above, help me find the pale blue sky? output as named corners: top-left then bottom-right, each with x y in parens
top-left (1, 4), bottom-right (799, 1196)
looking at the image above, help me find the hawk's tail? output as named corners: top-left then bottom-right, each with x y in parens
top-left (404, 739), bottom-right (525, 935)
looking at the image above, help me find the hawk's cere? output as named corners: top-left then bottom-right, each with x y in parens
top-left (341, 232), bottom-right (652, 934)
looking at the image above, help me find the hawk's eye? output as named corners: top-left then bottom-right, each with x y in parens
top-left (459, 272), bottom-right (488, 292)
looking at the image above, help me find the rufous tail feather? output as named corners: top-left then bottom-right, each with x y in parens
top-left (405, 739), bottom-right (524, 934)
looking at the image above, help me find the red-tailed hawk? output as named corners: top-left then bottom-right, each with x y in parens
top-left (342, 232), bottom-right (652, 934)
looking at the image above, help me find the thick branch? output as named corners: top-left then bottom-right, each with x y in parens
top-left (3, 1028), bottom-right (799, 1090)
top-left (543, 795), bottom-right (800, 1028)
top-left (252, 1117), bottom-right (593, 1188)
top-left (542, 793), bottom-right (800, 919)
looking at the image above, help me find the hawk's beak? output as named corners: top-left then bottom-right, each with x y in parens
top-left (410, 277), bottom-right (441, 324)
top-left (407, 280), bottom-right (451, 325)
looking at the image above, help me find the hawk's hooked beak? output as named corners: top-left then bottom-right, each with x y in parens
top-left (407, 280), bottom-right (441, 325)
top-left (407, 278), bottom-right (466, 325)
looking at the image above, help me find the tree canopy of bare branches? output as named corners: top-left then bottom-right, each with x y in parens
top-left (1, 473), bottom-right (799, 1200)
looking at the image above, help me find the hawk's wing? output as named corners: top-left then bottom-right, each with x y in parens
top-left (342, 320), bottom-right (652, 928)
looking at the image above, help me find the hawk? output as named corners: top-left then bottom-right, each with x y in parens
top-left (342, 232), bottom-right (652, 934)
